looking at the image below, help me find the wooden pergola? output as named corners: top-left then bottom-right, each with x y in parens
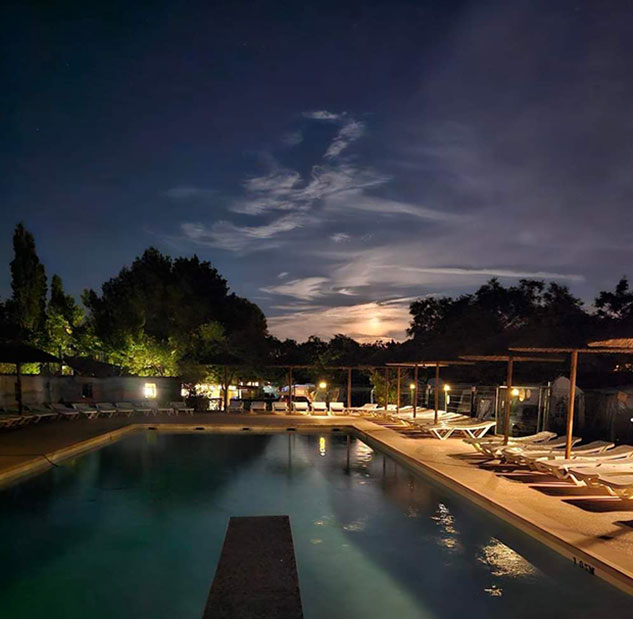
top-left (386, 360), bottom-right (473, 422)
top-left (460, 354), bottom-right (563, 445)
top-left (510, 346), bottom-right (633, 457)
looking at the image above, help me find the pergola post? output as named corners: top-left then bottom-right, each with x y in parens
top-left (347, 367), bottom-right (352, 410)
top-left (288, 367), bottom-right (293, 414)
top-left (385, 367), bottom-right (390, 409)
top-left (503, 356), bottom-right (514, 445)
top-left (223, 366), bottom-right (229, 413)
top-left (16, 362), bottom-right (23, 416)
top-left (413, 363), bottom-right (418, 419)
top-left (566, 350), bottom-right (579, 458)
top-left (396, 366), bottom-right (401, 413)
top-left (434, 362), bottom-right (440, 424)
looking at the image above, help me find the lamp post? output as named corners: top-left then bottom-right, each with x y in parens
top-left (443, 383), bottom-right (451, 415)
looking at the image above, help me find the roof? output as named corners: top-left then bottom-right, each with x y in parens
top-left (460, 355), bottom-right (564, 363)
top-left (0, 342), bottom-right (61, 364)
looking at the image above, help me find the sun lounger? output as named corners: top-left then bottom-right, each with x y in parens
top-left (464, 431), bottom-right (556, 455)
top-left (170, 401), bottom-right (195, 415)
top-left (348, 403), bottom-right (379, 415)
top-left (49, 404), bottom-right (80, 420)
top-left (225, 400), bottom-right (243, 413)
top-left (593, 473), bottom-right (633, 499)
top-left (0, 414), bottom-right (25, 429)
top-left (567, 462), bottom-right (633, 488)
top-left (328, 402), bottom-right (345, 414)
top-left (311, 401), bottom-right (328, 415)
top-left (95, 402), bottom-right (121, 417)
top-left (293, 401), bottom-right (309, 415)
top-left (403, 419), bottom-right (496, 440)
top-left (536, 445), bottom-right (633, 482)
top-left (250, 401), bottom-right (268, 414)
top-left (272, 401), bottom-right (288, 414)
top-left (502, 439), bottom-right (606, 467)
top-left (71, 403), bottom-right (102, 419)
top-left (115, 402), bottom-right (140, 416)
top-left (132, 400), bottom-right (160, 416)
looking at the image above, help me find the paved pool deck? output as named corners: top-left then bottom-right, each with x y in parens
top-left (1, 413), bottom-right (633, 595)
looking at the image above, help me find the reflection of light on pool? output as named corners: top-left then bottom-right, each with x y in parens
top-left (478, 538), bottom-right (538, 578)
top-left (319, 436), bottom-right (326, 457)
top-left (343, 517), bottom-right (367, 532)
top-left (356, 441), bottom-right (374, 462)
top-left (432, 503), bottom-right (461, 551)
top-left (484, 585), bottom-right (503, 597)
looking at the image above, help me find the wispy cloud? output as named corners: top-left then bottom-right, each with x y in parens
top-left (164, 186), bottom-right (216, 199)
top-left (261, 276), bottom-right (330, 300)
top-left (181, 213), bottom-right (312, 252)
top-left (330, 232), bottom-right (351, 243)
top-left (302, 110), bottom-right (342, 120)
top-left (324, 118), bottom-right (365, 159)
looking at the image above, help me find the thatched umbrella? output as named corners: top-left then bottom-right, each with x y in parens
top-left (0, 342), bottom-right (61, 414)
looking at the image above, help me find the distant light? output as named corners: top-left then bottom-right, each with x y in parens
top-left (144, 383), bottom-right (157, 399)
top-left (511, 388), bottom-right (520, 397)
top-left (319, 381), bottom-right (327, 389)
top-left (443, 384), bottom-right (451, 392)
top-left (409, 383), bottom-right (416, 390)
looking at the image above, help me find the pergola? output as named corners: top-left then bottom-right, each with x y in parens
top-left (510, 346), bottom-right (633, 457)
top-left (386, 360), bottom-right (473, 422)
top-left (460, 354), bottom-right (563, 445)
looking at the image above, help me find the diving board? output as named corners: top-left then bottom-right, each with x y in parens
top-left (203, 515), bottom-right (303, 619)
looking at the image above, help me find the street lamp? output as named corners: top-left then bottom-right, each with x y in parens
top-left (318, 381), bottom-right (327, 390)
top-left (443, 384), bottom-right (451, 412)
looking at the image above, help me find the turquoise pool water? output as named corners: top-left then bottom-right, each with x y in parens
top-left (1, 432), bottom-right (632, 618)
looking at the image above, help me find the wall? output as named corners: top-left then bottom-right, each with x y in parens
top-left (0, 375), bottom-right (180, 409)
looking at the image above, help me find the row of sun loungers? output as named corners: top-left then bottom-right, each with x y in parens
top-left (464, 431), bottom-right (633, 499)
top-left (245, 401), bottom-right (346, 414)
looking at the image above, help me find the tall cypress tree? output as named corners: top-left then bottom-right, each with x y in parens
top-left (10, 223), bottom-right (47, 338)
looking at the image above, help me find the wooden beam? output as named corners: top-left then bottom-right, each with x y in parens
top-left (566, 350), bottom-right (579, 458)
top-left (413, 363), bottom-right (418, 419)
top-left (503, 356), bottom-right (514, 445)
top-left (385, 367), bottom-right (390, 408)
top-left (396, 366), bottom-right (401, 413)
top-left (434, 362), bottom-right (440, 424)
top-left (347, 367), bottom-right (352, 410)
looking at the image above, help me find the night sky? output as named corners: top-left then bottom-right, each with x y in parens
top-left (2, 1), bottom-right (633, 342)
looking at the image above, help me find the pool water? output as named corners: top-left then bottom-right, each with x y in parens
top-left (1, 432), bottom-right (632, 618)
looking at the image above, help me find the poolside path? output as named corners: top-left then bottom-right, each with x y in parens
top-left (1, 413), bottom-right (633, 595)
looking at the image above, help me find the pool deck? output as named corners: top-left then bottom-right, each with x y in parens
top-left (2, 414), bottom-right (633, 595)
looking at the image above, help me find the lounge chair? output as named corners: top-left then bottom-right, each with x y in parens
top-left (272, 401), bottom-right (288, 414)
top-left (71, 403), bottom-right (102, 419)
top-left (311, 401), bottom-right (328, 415)
top-left (250, 401), bottom-right (268, 414)
top-left (536, 445), bottom-right (633, 482)
top-left (409, 419), bottom-right (496, 441)
top-left (132, 400), bottom-right (160, 416)
top-left (49, 404), bottom-right (81, 420)
top-left (95, 402), bottom-right (121, 417)
top-left (292, 401), bottom-right (309, 415)
top-left (348, 403), bottom-right (379, 415)
top-left (502, 439), bottom-right (608, 468)
top-left (328, 402), bottom-right (345, 415)
top-left (593, 473), bottom-right (633, 499)
top-left (227, 400), bottom-right (244, 414)
top-left (170, 401), bottom-right (195, 415)
top-left (465, 431), bottom-right (558, 458)
top-left (24, 405), bottom-right (59, 422)
top-left (115, 402), bottom-right (142, 416)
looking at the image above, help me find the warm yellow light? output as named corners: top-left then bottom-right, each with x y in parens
top-left (511, 388), bottom-right (520, 397)
top-left (443, 384), bottom-right (451, 391)
top-left (319, 436), bottom-right (326, 457)
top-left (144, 383), bottom-right (157, 398)
top-left (318, 381), bottom-right (327, 389)
top-left (409, 383), bottom-right (416, 390)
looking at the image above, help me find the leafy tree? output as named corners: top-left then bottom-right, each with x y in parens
top-left (9, 223), bottom-right (47, 339)
top-left (595, 277), bottom-right (633, 320)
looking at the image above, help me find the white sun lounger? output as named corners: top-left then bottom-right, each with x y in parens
top-left (71, 403), bottom-right (102, 419)
top-left (328, 402), bottom-right (345, 414)
top-left (95, 402), bottom-right (123, 417)
top-left (250, 401), bottom-right (268, 414)
top-left (170, 401), bottom-right (195, 415)
top-left (311, 401), bottom-right (328, 415)
top-left (348, 403), bottom-right (379, 415)
top-left (272, 401), bottom-right (288, 414)
top-left (49, 404), bottom-right (81, 420)
top-left (293, 401), bottom-right (309, 415)
top-left (114, 402), bottom-right (138, 416)
top-left (567, 463), bottom-right (633, 488)
top-left (464, 431), bottom-right (557, 456)
top-left (593, 473), bottom-right (633, 499)
top-left (404, 419), bottom-right (496, 440)
top-left (503, 439), bottom-right (609, 468)
top-left (536, 445), bottom-right (633, 482)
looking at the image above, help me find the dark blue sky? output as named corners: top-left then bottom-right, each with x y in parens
top-left (2, 0), bottom-right (632, 341)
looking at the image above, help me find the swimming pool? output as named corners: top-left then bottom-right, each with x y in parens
top-left (1, 432), bottom-right (632, 618)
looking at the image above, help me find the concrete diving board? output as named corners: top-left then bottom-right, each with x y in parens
top-left (203, 515), bottom-right (303, 619)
